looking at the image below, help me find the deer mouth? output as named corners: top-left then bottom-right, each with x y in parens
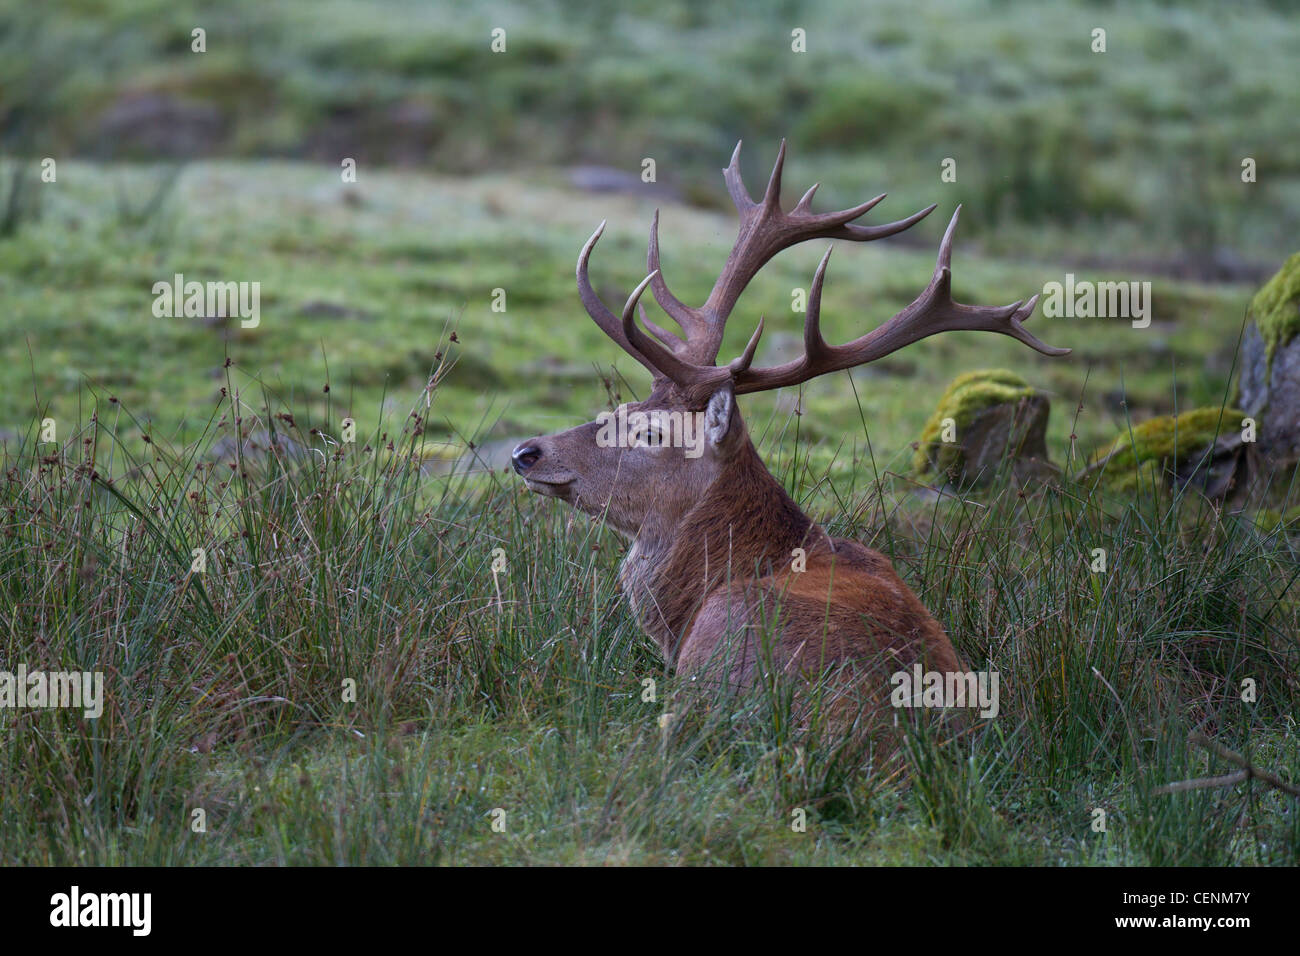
top-left (522, 475), bottom-right (574, 499)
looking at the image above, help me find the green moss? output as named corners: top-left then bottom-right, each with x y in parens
top-left (1255, 505), bottom-right (1300, 533)
top-left (1088, 406), bottom-right (1245, 492)
top-left (912, 369), bottom-right (1034, 476)
top-left (1250, 252), bottom-right (1300, 369)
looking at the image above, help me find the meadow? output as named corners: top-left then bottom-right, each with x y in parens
top-left (0, 0), bottom-right (1297, 865)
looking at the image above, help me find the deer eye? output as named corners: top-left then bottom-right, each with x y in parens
top-left (629, 424), bottom-right (665, 449)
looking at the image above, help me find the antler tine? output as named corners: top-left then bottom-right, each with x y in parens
top-left (936, 202), bottom-right (960, 271)
top-left (620, 271), bottom-right (730, 391)
top-left (837, 201), bottom-right (937, 241)
top-left (801, 247), bottom-right (834, 358)
top-left (694, 141), bottom-right (939, 356)
top-left (927, 206), bottom-right (1068, 356)
top-left (731, 207), bottom-right (1070, 395)
top-left (762, 138), bottom-right (786, 209)
top-left (723, 140), bottom-right (756, 211)
top-left (637, 301), bottom-right (684, 352)
top-left (726, 247), bottom-right (832, 378)
top-left (646, 210), bottom-right (703, 349)
top-left (728, 316), bottom-right (766, 375)
top-left (792, 182), bottom-right (820, 214)
top-left (576, 222), bottom-right (665, 377)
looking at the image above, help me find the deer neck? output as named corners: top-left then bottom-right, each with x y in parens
top-left (619, 441), bottom-right (821, 663)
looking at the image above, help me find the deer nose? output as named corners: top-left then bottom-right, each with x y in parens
top-left (511, 443), bottom-right (542, 473)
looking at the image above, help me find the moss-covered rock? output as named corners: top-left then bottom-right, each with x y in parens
top-left (912, 369), bottom-right (1050, 485)
top-left (1251, 252), bottom-right (1300, 368)
top-left (1084, 407), bottom-right (1246, 494)
top-left (1236, 253), bottom-right (1300, 464)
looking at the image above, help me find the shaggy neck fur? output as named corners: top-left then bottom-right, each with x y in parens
top-left (619, 438), bottom-right (824, 663)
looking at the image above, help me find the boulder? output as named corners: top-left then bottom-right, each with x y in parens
top-left (91, 92), bottom-right (226, 159)
top-left (1236, 252), bottom-right (1300, 464)
top-left (1080, 407), bottom-right (1248, 499)
top-left (912, 369), bottom-right (1053, 487)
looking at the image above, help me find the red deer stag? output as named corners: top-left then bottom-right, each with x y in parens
top-left (513, 141), bottom-right (1068, 726)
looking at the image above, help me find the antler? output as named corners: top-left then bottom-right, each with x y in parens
top-left (576, 141), bottom-right (1069, 395)
top-left (730, 205), bottom-right (1070, 394)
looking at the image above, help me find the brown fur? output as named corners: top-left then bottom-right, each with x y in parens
top-left (516, 376), bottom-right (960, 743)
top-left (627, 431), bottom-right (959, 710)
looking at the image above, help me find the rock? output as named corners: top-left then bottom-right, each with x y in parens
top-left (91, 92), bottom-right (226, 159)
top-left (960, 395), bottom-right (1054, 484)
top-left (297, 299), bottom-right (374, 321)
top-left (912, 369), bottom-right (1053, 487)
top-left (567, 166), bottom-right (679, 201)
top-left (303, 100), bottom-right (439, 165)
top-left (1241, 329), bottom-right (1300, 462)
top-left (1080, 407), bottom-right (1248, 499)
top-left (1236, 252), bottom-right (1300, 464)
top-left (1172, 432), bottom-right (1246, 500)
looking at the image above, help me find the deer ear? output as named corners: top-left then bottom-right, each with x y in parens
top-left (704, 387), bottom-right (734, 446)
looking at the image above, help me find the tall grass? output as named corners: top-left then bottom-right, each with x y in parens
top-left (1, 365), bottom-right (1297, 865)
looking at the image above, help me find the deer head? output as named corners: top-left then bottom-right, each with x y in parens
top-left (513, 141), bottom-right (1068, 545)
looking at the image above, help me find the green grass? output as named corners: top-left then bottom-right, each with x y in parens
top-left (3, 0), bottom-right (1299, 866)
top-left (0, 158), bottom-right (1257, 489)
top-left (1, 350), bottom-right (1297, 864)
top-left (0, 150), bottom-right (1289, 869)
top-left (8, 0), bottom-right (1300, 266)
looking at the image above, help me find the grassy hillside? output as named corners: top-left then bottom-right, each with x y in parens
top-left (8, 0), bottom-right (1299, 267)
top-left (0, 159), bottom-right (1256, 488)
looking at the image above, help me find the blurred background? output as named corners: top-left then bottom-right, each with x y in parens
top-left (2, 0), bottom-right (1296, 473)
